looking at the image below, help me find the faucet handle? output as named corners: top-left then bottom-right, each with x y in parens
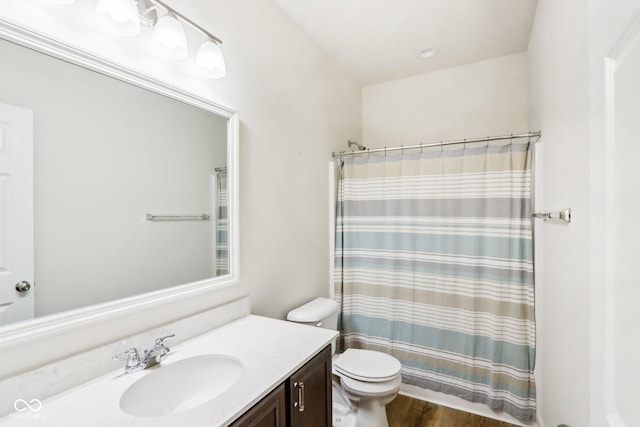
top-left (154, 334), bottom-right (175, 347)
top-left (113, 348), bottom-right (141, 368)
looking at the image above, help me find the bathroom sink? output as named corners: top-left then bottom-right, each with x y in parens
top-left (119, 354), bottom-right (243, 417)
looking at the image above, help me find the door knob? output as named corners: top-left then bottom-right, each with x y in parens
top-left (15, 281), bottom-right (31, 292)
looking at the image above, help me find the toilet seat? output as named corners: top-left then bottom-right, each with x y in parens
top-left (339, 374), bottom-right (402, 398)
top-left (334, 349), bottom-right (402, 383)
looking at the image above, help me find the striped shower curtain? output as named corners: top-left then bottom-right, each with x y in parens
top-left (215, 171), bottom-right (229, 276)
top-left (334, 141), bottom-right (536, 420)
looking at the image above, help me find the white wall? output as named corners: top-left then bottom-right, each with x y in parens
top-left (528, 1), bottom-right (591, 427)
top-left (363, 53), bottom-right (529, 147)
top-left (0, 0), bottom-right (361, 377)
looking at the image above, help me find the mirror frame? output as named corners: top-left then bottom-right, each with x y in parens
top-left (0, 18), bottom-right (239, 350)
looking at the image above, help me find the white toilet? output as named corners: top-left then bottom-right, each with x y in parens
top-left (287, 297), bottom-right (402, 427)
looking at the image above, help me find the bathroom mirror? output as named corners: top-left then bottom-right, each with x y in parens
top-left (0, 18), bottom-right (238, 336)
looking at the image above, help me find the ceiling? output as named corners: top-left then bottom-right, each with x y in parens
top-left (272, 0), bottom-right (539, 85)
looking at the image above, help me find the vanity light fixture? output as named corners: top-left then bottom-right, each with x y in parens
top-left (94, 0), bottom-right (141, 36)
top-left (152, 12), bottom-right (188, 59)
top-left (90, 0), bottom-right (226, 77)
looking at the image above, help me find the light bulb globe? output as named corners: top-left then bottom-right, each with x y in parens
top-left (94, 0), bottom-right (140, 36)
top-left (152, 13), bottom-right (188, 60)
top-left (195, 40), bottom-right (226, 78)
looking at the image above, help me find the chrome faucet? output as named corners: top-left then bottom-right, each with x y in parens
top-left (113, 334), bottom-right (175, 374)
top-left (142, 334), bottom-right (174, 368)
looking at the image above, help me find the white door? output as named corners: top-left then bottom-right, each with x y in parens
top-left (0, 103), bottom-right (34, 325)
top-left (595, 3), bottom-right (640, 427)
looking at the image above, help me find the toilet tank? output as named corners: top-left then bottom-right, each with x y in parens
top-left (286, 297), bottom-right (339, 331)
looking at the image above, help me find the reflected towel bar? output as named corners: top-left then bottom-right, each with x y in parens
top-left (146, 214), bottom-right (210, 221)
top-left (531, 208), bottom-right (571, 223)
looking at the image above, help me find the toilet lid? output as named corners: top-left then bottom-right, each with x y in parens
top-left (334, 349), bottom-right (401, 382)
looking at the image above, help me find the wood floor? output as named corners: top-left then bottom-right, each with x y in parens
top-left (386, 395), bottom-right (518, 427)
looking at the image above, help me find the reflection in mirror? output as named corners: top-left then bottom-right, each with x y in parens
top-left (0, 35), bottom-right (232, 328)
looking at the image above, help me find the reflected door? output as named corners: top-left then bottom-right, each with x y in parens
top-left (0, 103), bottom-right (34, 325)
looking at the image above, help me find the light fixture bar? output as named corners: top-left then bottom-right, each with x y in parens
top-left (150, 0), bottom-right (222, 45)
top-left (137, 0), bottom-right (158, 27)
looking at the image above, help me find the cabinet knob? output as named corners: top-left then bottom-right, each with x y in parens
top-left (293, 381), bottom-right (305, 412)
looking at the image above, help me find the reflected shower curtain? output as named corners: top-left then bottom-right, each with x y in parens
top-left (215, 171), bottom-right (228, 276)
top-left (334, 141), bottom-right (536, 420)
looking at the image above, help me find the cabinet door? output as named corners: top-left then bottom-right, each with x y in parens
top-left (287, 345), bottom-right (332, 427)
top-left (230, 383), bottom-right (286, 427)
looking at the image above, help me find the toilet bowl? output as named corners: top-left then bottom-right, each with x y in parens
top-left (287, 298), bottom-right (402, 427)
top-left (333, 349), bottom-right (402, 427)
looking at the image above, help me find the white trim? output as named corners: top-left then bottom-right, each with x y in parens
top-left (329, 161), bottom-right (336, 300)
top-left (227, 113), bottom-right (240, 285)
top-left (603, 54), bottom-right (618, 427)
top-left (0, 18), bottom-right (240, 352)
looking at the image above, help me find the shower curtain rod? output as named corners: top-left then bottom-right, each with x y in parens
top-left (332, 131), bottom-right (541, 158)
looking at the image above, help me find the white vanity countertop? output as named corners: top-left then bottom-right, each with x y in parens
top-left (0, 315), bottom-right (338, 427)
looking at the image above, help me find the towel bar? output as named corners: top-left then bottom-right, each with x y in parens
top-left (146, 214), bottom-right (210, 221)
top-left (531, 208), bottom-right (571, 223)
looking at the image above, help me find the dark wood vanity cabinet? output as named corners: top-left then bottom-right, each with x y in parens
top-left (287, 344), bottom-right (332, 427)
top-left (230, 383), bottom-right (286, 427)
top-left (230, 345), bottom-right (332, 427)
